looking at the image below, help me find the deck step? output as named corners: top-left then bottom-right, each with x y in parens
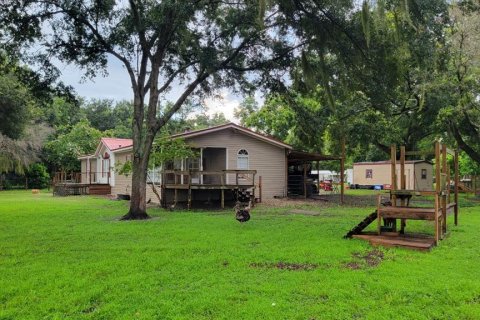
top-left (344, 211), bottom-right (378, 238)
top-left (88, 185), bottom-right (111, 195)
top-left (352, 233), bottom-right (435, 251)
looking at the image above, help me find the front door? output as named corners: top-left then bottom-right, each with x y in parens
top-left (98, 157), bottom-right (110, 184)
top-left (202, 148), bottom-right (227, 185)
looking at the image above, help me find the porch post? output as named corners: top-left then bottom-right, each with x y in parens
top-left (200, 148), bottom-right (203, 185)
top-left (88, 157), bottom-right (91, 185)
top-left (303, 162), bottom-right (307, 199)
top-left (316, 160), bottom-right (320, 196)
top-left (181, 159), bottom-right (184, 185)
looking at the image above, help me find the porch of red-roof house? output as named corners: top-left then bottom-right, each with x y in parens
top-left (52, 171), bottom-right (111, 196)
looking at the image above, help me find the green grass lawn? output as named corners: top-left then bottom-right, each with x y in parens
top-left (1, 191), bottom-right (480, 319)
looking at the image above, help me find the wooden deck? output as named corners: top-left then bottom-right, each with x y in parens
top-left (352, 232), bottom-right (436, 251)
top-left (53, 183), bottom-right (111, 196)
top-left (164, 183), bottom-right (254, 190)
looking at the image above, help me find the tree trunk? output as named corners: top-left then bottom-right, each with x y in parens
top-left (121, 153), bottom-right (150, 220)
top-left (121, 92), bottom-right (155, 220)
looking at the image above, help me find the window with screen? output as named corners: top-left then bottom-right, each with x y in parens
top-left (237, 149), bottom-right (249, 170)
top-left (366, 169), bottom-right (373, 179)
top-left (421, 169), bottom-right (427, 180)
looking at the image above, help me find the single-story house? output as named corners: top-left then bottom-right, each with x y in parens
top-left (78, 123), bottom-right (343, 205)
top-left (352, 160), bottom-right (433, 190)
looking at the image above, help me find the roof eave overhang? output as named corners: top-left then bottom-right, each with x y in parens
top-left (172, 123), bottom-right (293, 150)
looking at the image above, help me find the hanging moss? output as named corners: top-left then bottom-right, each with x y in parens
top-left (301, 51), bottom-right (316, 89)
top-left (318, 53), bottom-right (335, 111)
top-left (361, 1), bottom-right (371, 48)
top-left (402, 0), bottom-right (417, 31)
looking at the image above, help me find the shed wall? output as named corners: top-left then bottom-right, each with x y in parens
top-left (414, 162), bottom-right (434, 191)
top-left (353, 163), bottom-right (417, 189)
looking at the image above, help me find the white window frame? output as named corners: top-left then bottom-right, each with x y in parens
top-left (148, 166), bottom-right (162, 184)
top-left (237, 149), bottom-right (249, 170)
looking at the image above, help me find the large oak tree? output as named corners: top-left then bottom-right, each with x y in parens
top-left (2, 0), bottom-right (300, 219)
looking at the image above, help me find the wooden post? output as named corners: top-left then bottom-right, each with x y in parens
top-left (221, 189), bottom-right (225, 209)
top-left (399, 146), bottom-right (406, 233)
top-left (442, 144), bottom-right (447, 235)
top-left (303, 162), bottom-right (307, 199)
top-left (447, 166), bottom-right (451, 204)
top-left (200, 148), bottom-right (203, 185)
top-left (454, 149), bottom-right (459, 225)
top-left (259, 176), bottom-right (262, 203)
top-left (340, 139), bottom-right (345, 204)
top-left (377, 194), bottom-right (382, 235)
top-left (435, 141), bottom-right (441, 194)
top-left (434, 194), bottom-right (439, 245)
top-left (434, 141), bottom-right (441, 243)
top-left (88, 158), bottom-right (91, 185)
top-left (174, 188), bottom-right (178, 209)
top-left (400, 146), bottom-right (406, 191)
top-left (162, 177), bottom-right (167, 209)
top-left (390, 145), bottom-right (397, 232)
top-left (188, 172), bottom-right (192, 210)
top-left (390, 145), bottom-right (397, 193)
top-left (316, 160), bottom-right (320, 195)
top-left (285, 149), bottom-right (289, 197)
top-left (252, 172), bottom-right (256, 208)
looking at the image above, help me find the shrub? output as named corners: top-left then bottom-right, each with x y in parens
top-left (26, 163), bottom-right (51, 189)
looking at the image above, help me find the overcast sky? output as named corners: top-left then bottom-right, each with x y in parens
top-left (56, 57), bottom-right (242, 121)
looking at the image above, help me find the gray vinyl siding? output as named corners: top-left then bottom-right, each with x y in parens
top-left (185, 128), bottom-right (287, 199)
top-left (111, 151), bottom-right (132, 196)
top-left (111, 150), bottom-right (159, 202)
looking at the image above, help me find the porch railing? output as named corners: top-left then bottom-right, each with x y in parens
top-left (53, 172), bottom-right (110, 185)
top-left (162, 170), bottom-right (257, 187)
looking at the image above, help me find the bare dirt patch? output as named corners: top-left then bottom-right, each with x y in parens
top-left (250, 262), bottom-right (318, 271)
top-left (344, 249), bottom-right (385, 270)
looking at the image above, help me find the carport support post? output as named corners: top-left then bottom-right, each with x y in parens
top-left (340, 139), bottom-right (345, 204)
top-left (316, 160), bottom-right (320, 195)
top-left (400, 146), bottom-right (406, 233)
top-left (303, 162), bottom-right (307, 199)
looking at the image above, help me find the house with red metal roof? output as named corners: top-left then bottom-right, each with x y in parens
top-left (77, 123), bottom-right (344, 206)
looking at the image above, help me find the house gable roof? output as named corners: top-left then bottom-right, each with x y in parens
top-left (81, 138), bottom-right (133, 159)
top-left (100, 138), bottom-right (133, 151)
top-left (79, 124), bottom-right (291, 160)
top-left (171, 122), bottom-right (293, 150)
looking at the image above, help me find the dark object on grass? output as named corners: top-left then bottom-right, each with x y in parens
top-left (117, 194), bottom-right (131, 201)
top-left (236, 209), bottom-right (251, 222)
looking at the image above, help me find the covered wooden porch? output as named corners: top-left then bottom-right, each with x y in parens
top-left (52, 171), bottom-right (111, 196)
top-left (159, 169), bottom-right (257, 209)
